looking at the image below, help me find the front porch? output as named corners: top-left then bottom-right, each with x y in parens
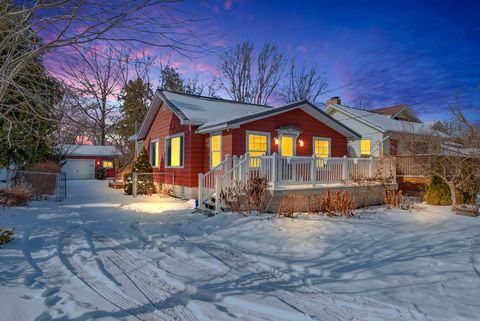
top-left (198, 154), bottom-right (397, 213)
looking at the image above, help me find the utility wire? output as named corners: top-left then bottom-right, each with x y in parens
top-left (322, 26), bottom-right (480, 96)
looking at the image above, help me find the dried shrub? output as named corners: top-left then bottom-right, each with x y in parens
top-left (29, 161), bottom-right (61, 173)
top-left (220, 177), bottom-right (271, 215)
top-left (319, 190), bottom-right (357, 217)
top-left (384, 190), bottom-right (402, 208)
top-left (0, 228), bottom-right (15, 245)
top-left (0, 184), bottom-right (33, 207)
top-left (308, 194), bottom-right (323, 214)
top-left (13, 172), bottom-right (57, 199)
top-left (155, 183), bottom-right (173, 198)
top-left (278, 194), bottom-right (305, 217)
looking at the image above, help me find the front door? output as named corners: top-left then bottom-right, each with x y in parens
top-left (280, 134), bottom-right (295, 157)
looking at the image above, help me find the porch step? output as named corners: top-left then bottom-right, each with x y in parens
top-left (202, 198), bottom-right (230, 213)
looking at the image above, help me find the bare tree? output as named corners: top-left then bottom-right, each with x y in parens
top-left (404, 106), bottom-right (480, 208)
top-left (60, 47), bottom-right (129, 145)
top-left (280, 59), bottom-right (328, 103)
top-left (219, 42), bottom-right (285, 105)
top-left (1, 0), bottom-right (213, 165)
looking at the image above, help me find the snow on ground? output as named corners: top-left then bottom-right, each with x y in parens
top-left (1, 180), bottom-right (479, 321)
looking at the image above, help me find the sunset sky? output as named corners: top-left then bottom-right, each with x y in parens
top-left (46, 0), bottom-right (480, 123)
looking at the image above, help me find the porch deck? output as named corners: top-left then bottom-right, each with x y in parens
top-left (198, 154), bottom-right (396, 213)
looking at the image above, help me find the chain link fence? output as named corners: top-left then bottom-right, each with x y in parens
top-left (3, 170), bottom-right (67, 201)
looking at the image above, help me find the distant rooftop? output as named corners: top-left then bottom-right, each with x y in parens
top-left (59, 144), bottom-right (118, 157)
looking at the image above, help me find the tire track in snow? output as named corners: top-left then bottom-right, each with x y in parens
top-left (58, 226), bottom-right (169, 321)
top-left (194, 240), bottom-right (428, 321)
top-left (89, 230), bottom-right (198, 321)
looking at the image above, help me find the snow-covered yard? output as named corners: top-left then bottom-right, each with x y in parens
top-left (1, 180), bottom-right (479, 321)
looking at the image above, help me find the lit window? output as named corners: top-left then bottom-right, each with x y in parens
top-left (360, 139), bottom-right (371, 156)
top-left (314, 139), bottom-right (330, 167)
top-left (247, 133), bottom-right (268, 167)
top-left (102, 160), bottom-right (113, 169)
top-left (210, 134), bottom-right (222, 168)
top-left (281, 135), bottom-right (294, 157)
top-left (166, 134), bottom-right (183, 167)
top-left (150, 140), bottom-right (159, 167)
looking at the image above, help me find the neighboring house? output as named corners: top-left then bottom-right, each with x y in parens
top-left (324, 97), bottom-right (441, 157)
top-left (60, 144), bottom-right (117, 180)
top-left (136, 90), bottom-right (361, 199)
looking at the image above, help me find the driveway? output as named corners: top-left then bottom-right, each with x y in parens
top-left (0, 180), bottom-right (479, 320)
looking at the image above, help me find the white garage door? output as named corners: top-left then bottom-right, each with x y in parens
top-left (62, 159), bottom-right (95, 180)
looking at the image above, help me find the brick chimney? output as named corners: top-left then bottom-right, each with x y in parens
top-left (326, 96), bottom-right (341, 105)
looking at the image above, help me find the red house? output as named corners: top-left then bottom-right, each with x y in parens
top-left (136, 90), bottom-right (361, 200)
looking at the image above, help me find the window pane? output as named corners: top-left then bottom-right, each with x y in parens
top-left (281, 135), bottom-right (293, 157)
top-left (102, 161), bottom-right (113, 168)
top-left (314, 140), bottom-right (329, 158)
top-left (360, 140), bottom-right (371, 155)
top-left (171, 137), bottom-right (181, 167)
top-left (211, 135), bottom-right (221, 151)
top-left (150, 142), bottom-right (158, 167)
top-left (211, 151), bottom-right (221, 168)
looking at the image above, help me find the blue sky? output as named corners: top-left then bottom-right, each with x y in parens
top-left (44, 0), bottom-right (480, 123)
top-left (181, 0), bottom-right (480, 123)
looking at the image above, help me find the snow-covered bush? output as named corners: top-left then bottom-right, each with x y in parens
top-left (0, 228), bottom-right (15, 245)
top-left (95, 167), bottom-right (106, 180)
top-left (124, 148), bottom-right (155, 195)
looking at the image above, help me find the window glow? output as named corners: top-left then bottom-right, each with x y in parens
top-left (247, 133), bottom-right (268, 167)
top-left (360, 139), bottom-right (371, 156)
top-left (211, 134), bottom-right (221, 168)
top-left (102, 161), bottom-right (113, 169)
top-left (314, 139), bottom-right (330, 167)
top-left (170, 136), bottom-right (181, 167)
top-left (281, 135), bottom-right (294, 157)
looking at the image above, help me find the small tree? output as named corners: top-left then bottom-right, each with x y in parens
top-left (404, 106), bottom-right (480, 208)
top-left (124, 148), bottom-right (155, 195)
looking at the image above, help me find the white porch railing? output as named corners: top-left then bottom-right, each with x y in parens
top-left (198, 153), bottom-right (396, 212)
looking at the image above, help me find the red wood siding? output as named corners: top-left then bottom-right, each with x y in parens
top-left (226, 108), bottom-right (347, 157)
top-left (65, 155), bottom-right (116, 177)
top-left (142, 102), bottom-right (208, 188)
top-left (142, 103), bottom-right (348, 188)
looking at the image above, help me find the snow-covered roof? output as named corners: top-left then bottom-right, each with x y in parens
top-left (60, 144), bottom-right (118, 157)
top-left (325, 104), bottom-right (441, 135)
top-left (137, 90), bottom-right (273, 140)
top-left (138, 90), bottom-right (361, 139)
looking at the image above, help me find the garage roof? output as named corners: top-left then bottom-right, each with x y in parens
top-left (60, 144), bottom-right (118, 157)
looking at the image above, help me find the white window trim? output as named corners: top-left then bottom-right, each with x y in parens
top-left (245, 130), bottom-right (271, 156)
top-left (150, 139), bottom-right (159, 168)
top-left (210, 132), bottom-right (222, 169)
top-left (164, 132), bottom-right (184, 169)
top-left (313, 136), bottom-right (331, 158)
top-left (360, 139), bottom-right (372, 156)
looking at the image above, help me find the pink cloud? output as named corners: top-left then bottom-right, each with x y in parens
top-left (297, 45), bottom-right (308, 54)
top-left (224, 0), bottom-right (233, 10)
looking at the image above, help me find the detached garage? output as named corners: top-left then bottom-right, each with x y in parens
top-left (60, 145), bottom-right (118, 180)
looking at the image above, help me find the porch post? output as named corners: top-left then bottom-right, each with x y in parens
top-left (215, 175), bottom-right (221, 213)
top-left (311, 154), bottom-right (316, 187)
top-left (232, 155), bottom-right (238, 180)
top-left (342, 155), bottom-right (348, 182)
top-left (198, 173), bottom-right (204, 206)
top-left (224, 154), bottom-right (231, 187)
top-left (271, 152), bottom-right (277, 188)
top-left (368, 156), bottom-right (373, 178)
top-left (132, 172), bottom-right (137, 197)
